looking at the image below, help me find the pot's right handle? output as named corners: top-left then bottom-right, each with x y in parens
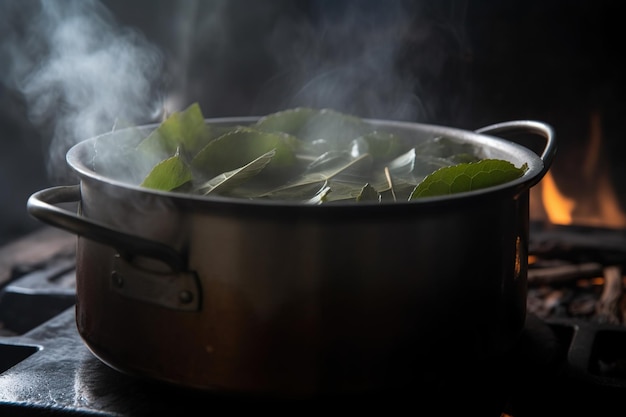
top-left (27, 185), bottom-right (186, 273)
top-left (475, 120), bottom-right (557, 186)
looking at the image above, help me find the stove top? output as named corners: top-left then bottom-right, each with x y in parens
top-left (0, 227), bottom-right (625, 416)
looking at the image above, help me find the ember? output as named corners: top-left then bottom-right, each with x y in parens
top-left (528, 222), bottom-right (626, 324)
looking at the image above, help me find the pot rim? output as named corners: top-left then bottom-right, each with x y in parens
top-left (66, 116), bottom-right (554, 209)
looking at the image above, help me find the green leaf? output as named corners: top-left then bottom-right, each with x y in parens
top-left (379, 179), bottom-right (417, 202)
top-left (356, 183), bottom-right (381, 202)
top-left (315, 179), bottom-right (371, 203)
top-left (140, 150), bottom-right (192, 191)
top-left (261, 153), bottom-right (371, 200)
top-left (385, 148), bottom-right (417, 177)
top-left (92, 127), bottom-right (150, 183)
top-left (131, 103), bottom-right (529, 205)
top-left (255, 107), bottom-right (368, 159)
top-left (360, 130), bottom-right (407, 160)
top-left (137, 103), bottom-right (212, 158)
top-left (305, 184), bottom-right (332, 204)
top-left (190, 127), bottom-right (297, 180)
top-left (409, 159), bottom-right (528, 199)
top-left (194, 149), bottom-right (276, 196)
top-left (409, 137), bottom-right (482, 177)
top-left (254, 107), bottom-right (320, 136)
top-left (255, 107), bottom-right (366, 140)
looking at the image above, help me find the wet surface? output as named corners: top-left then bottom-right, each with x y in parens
top-left (1, 305), bottom-right (625, 416)
top-left (0, 307), bottom-right (308, 416)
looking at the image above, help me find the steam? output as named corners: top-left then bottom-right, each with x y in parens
top-left (167, 1), bottom-right (429, 120)
top-left (0, 0), bottom-right (469, 184)
top-left (1, 0), bottom-right (163, 182)
top-left (261, 1), bottom-right (422, 120)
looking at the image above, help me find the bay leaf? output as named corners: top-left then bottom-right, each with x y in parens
top-left (410, 159), bottom-right (528, 199)
top-left (191, 127), bottom-right (297, 180)
top-left (137, 103), bottom-right (212, 158)
top-left (140, 150), bottom-right (192, 191)
top-left (261, 153), bottom-right (371, 200)
top-left (194, 149), bottom-right (276, 196)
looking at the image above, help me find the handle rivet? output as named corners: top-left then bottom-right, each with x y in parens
top-left (179, 291), bottom-right (193, 304)
top-left (111, 271), bottom-right (124, 288)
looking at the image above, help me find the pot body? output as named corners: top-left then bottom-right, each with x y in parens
top-left (29, 118), bottom-right (555, 399)
top-left (75, 175), bottom-right (529, 399)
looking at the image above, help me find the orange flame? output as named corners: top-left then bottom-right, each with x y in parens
top-left (540, 171), bottom-right (575, 225)
top-left (532, 110), bottom-right (626, 228)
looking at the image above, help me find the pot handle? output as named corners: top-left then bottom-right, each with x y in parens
top-left (475, 120), bottom-right (557, 184)
top-left (27, 184), bottom-right (186, 272)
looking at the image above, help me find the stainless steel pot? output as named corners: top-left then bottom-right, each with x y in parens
top-left (27, 118), bottom-right (556, 399)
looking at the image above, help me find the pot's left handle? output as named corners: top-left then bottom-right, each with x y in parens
top-left (28, 185), bottom-right (201, 311)
top-left (27, 185), bottom-right (186, 273)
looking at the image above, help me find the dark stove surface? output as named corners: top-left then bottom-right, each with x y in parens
top-left (2, 307), bottom-right (625, 416)
top-left (0, 306), bottom-right (290, 416)
top-left (0, 227), bottom-right (625, 416)
top-left (0, 305), bottom-right (517, 415)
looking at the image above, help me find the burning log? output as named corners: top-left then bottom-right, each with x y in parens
top-left (528, 262), bottom-right (604, 285)
top-left (595, 265), bottom-right (623, 324)
top-left (529, 222), bottom-right (626, 265)
top-left (528, 222), bottom-right (626, 325)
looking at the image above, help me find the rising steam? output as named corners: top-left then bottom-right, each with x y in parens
top-left (261, 1), bottom-right (421, 120)
top-left (1, 0), bottom-right (468, 183)
top-left (1, 0), bottom-right (164, 182)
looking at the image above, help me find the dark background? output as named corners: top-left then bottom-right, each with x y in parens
top-left (1, 0), bottom-right (624, 245)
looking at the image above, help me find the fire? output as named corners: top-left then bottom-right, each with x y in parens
top-left (540, 170), bottom-right (575, 225)
top-left (532, 110), bottom-right (626, 228)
